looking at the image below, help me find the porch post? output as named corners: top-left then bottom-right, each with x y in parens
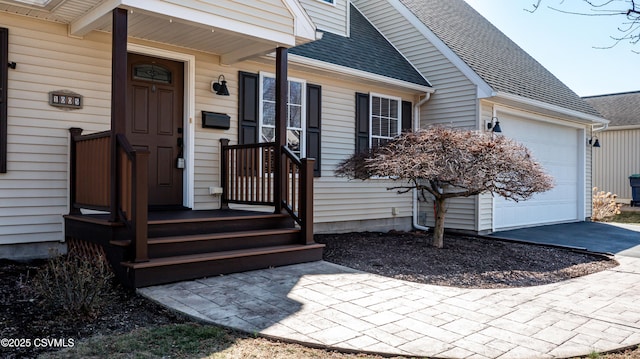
top-left (68, 127), bottom-right (83, 215)
top-left (274, 47), bottom-right (288, 214)
top-left (110, 8), bottom-right (128, 222)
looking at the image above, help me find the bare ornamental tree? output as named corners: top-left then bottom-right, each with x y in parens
top-left (336, 127), bottom-right (554, 248)
top-left (529, 0), bottom-right (640, 48)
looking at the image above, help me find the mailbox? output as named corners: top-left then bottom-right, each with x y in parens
top-left (202, 111), bottom-right (230, 129)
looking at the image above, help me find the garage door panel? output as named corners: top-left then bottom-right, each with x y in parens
top-left (494, 115), bottom-right (580, 230)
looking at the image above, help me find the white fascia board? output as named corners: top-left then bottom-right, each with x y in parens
top-left (351, 3), bottom-right (432, 88)
top-left (69, 0), bottom-right (121, 37)
top-left (122, 0), bottom-right (296, 46)
top-left (282, 0), bottom-right (319, 42)
top-left (495, 91), bottom-right (609, 125)
top-left (386, 0), bottom-right (494, 99)
top-left (288, 54), bottom-right (434, 93)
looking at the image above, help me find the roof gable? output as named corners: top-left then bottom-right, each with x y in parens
top-left (584, 91), bottom-right (640, 127)
top-left (290, 4), bottom-right (430, 88)
top-left (397, 0), bottom-right (600, 117)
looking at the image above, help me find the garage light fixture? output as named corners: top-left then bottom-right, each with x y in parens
top-left (487, 117), bottom-right (502, 133)
top-left (211, 75), bottom-right (230, 96)
top-left (589, 137), bottom-right (601, 148)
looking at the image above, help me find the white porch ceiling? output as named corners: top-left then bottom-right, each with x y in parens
top-left (0, 0), bottom-right (317, 64)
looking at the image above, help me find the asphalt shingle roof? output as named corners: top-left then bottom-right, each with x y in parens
top-left (290, 5), bottom-right (430, 88)
top-left (584, 91), bottom-right (640, 127)
top-left (398, 0), bottom-right (600, 117)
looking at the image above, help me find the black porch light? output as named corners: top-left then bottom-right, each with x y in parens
top-left (212, 75), bottom-right (229, 96)
top-left (487, 117), bottom-right (502, 133)
top-left (589, 137), bottom-right (601, 147)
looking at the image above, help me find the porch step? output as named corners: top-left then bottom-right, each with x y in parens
top-left (111, 228), bottom-right (301, 258)
top-left (147, 212), bottom-right (295, 237)
top-left (121, 243), bottom-right (325, 287)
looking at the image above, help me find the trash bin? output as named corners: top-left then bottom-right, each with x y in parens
top-left (631, 174), bottom-right (640, 207)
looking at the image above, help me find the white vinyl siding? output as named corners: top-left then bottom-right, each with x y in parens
top-left (593, 128), bottom-right (640, 203)
top-left (284, 71), bottom-right (414, 227)
top-left (192, 60), bottom-right (417, 228)
top-left (354, 0), bottom-right (479, 231)
top-left (0, 10), bottom-right (419, 249)
top-left (299, 0), bottom-right (348, 36)
top-left (1, 15), bottom-right (112, 245)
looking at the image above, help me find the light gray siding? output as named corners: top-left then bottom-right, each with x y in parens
top-left (299, 0), bottom-right (349, 36)
top-left (593, 128), bottom-right (640, 203)
top-left (354, 0), bottom-right (480, 231)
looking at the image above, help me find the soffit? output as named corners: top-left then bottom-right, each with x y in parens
top-left (0, 0), bottom-right (316, 64)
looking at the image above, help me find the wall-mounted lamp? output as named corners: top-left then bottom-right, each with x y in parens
top-left (211, 75), bottom-right (229, 96)
top-left (589, 137), bottom-right (601, 147)
top-left (487, 117), bottom-right (502, 133)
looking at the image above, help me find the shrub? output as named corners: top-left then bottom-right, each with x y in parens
top-left (31, 251), bottom-right (115, 318)
top-left (592, 187), bottom-right (621, 221)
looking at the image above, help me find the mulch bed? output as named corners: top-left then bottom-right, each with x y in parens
top-left (315, 231), bottom-right (618, 288)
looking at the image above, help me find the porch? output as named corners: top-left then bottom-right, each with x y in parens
top-left (65, 129), bottom-right (322, 288)
top-left (62, 7), bottom-right (322, 288)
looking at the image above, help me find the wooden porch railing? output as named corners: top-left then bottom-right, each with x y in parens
top-left (116, 134), bottom-right (149, 262)
top-left (220, 140), bottom-right (276, 206)
top-left (69, 128), bottom-right (111, 213)
top-left (220, 139), bottom-right (315, 244)
top-left (69, 128), bottom-right (149, 262)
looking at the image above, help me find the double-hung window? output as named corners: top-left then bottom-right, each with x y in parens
top-left (355, 92), bottom-right (412, 154)
top-left (369, 93), bottom-right (401, 148)
top-left (260, 72), bottom-right (306, 158)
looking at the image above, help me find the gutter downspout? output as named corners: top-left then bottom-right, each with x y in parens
top-left (413, 92), bottom-right (433, 231)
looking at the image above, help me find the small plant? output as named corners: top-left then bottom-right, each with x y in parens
top-left (592, 187), bottom-right (622, 221)
top-left (31, 250), bottom-right (115, 318)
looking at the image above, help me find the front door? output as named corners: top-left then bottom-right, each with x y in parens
top-left (126, 53), bottom-right (184, 208)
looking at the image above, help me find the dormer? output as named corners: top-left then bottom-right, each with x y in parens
top-left (299, 0), bottom-right (349, 37)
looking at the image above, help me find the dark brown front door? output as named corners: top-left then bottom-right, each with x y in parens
top-left (126, 53), bottom-right (184, 208)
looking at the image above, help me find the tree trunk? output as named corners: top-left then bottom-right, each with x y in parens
top-left (432, 197), bottom-right (447, 248)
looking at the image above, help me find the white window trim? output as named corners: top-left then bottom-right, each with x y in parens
top-left (316, 0), bottom-right (336, 6)
top-left (259, 72), bottom-right (307, 157)
top-left (369, 92), bottom-right (402, 148)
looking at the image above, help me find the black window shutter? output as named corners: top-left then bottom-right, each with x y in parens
top-left (238, 71), bottom-right (259, 144)
top-left (402, 100), bottom-right (412, 133)
top-left (355, 92), bottom-right (369, 152)
top-left (0, 28), bottom-right (7, 173)
top-left (306, 84), bottom-right (322, 177)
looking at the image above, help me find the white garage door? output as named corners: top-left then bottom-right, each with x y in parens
top-left (494, 115), bottom-right (581, 230)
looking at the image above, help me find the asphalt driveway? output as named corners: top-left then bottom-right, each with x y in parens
top-left (489, 221), bottom-right (640, 257)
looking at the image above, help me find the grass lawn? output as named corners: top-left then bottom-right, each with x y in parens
top-left (604, 209), bottom-right (640, 224)
top-left (38, 323), bottom-right (393, 359)
top-left (37, 323), bottom-right (640, 359)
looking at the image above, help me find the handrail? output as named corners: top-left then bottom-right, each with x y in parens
top-left (116, 134), bottom-right (149, 262)
top-left (281, 146), bottom-right (315, 244)
top-left (68, 128), bottom-right (149, 263)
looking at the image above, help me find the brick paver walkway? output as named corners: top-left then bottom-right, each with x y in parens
top-left (140, 255), bottom-right (640, 358)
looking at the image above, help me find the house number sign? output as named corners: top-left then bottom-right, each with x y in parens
top-left (49, 90), bottom-right (83, 110)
